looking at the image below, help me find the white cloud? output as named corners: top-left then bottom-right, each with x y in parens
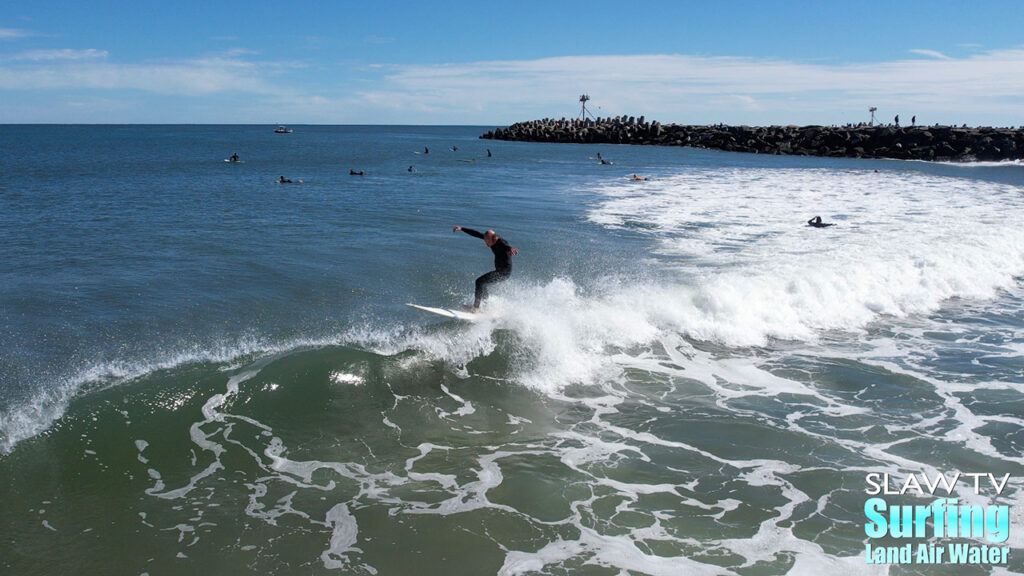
top-left (909, 49), bottom-right (952, 60)
top-left (0, 54), bottom-right (286, 96)
top-left (222, 47), bottom-right (260, 57)
top-left (12, 48), bottom-right (108, 61)
top-left (4, 46), bottom-right (1024, 124)
top-left (727, 95), bottom-right (761, 110)
top-left (353, 50), bottom-right (1024, 124)
top-left (0, 27), bottom-right (35, 40)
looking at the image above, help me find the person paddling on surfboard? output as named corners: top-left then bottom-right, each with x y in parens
top-left (453, 226), bottom-right (518, 312)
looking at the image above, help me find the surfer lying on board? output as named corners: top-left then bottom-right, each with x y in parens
top-left (453, 226), bottom-right (519, 311)
top-left (807, 216), bottom-right (834, 228)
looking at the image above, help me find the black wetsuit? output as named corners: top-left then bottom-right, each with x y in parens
top-left (460, 228), bottom-right (513, 307)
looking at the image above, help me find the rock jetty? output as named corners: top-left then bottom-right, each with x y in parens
top-left (480, 116), bottom-right (1024, 162)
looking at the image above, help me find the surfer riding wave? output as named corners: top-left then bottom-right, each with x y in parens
top-left (453, 226), bottom-right (518, 311)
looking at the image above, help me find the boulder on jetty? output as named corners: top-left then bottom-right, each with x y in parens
top-left (480, 117), bottom-right (1024, 162)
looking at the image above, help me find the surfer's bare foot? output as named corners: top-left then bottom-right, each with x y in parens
top-left (460, 304), bottom-right (478, 313)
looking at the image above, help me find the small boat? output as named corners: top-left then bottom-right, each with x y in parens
top-left (274, 126), bottom-right (293, 134)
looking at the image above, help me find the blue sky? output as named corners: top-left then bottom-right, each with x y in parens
top-left (3, 0), bottom-right (1024, 125)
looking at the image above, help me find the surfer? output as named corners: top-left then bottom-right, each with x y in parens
top-left (453, 226), bottom-right (519, 311)
top-left (279, 175), bottom-right (292, 183)
top-left (350, 169), bottom-right (364, 176)
top-left (807, 216), bottom-right (834, 228)
top-left (630, 174), bottom-right (646, 181)
top-left (229, 152), bottom-right (239, 162)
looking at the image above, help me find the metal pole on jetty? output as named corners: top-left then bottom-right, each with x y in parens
top-left (579, 94), bottom-right (594, 121)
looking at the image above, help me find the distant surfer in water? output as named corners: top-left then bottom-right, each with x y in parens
top-left (453, 226), bottom-right (518, 311)
top-left (807, 216), bottom-right (834, 228)
top-left (229, 152), bottom-right (239, 162)
top-left (279, 175), bottom-right (292, 183)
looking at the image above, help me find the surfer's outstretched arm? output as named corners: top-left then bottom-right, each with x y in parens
top-left (453, 225), bottom-right (484, 239)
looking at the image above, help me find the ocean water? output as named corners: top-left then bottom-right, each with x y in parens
top-left (1, 125), bottom-right (1022, 575)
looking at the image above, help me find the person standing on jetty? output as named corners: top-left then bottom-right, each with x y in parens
top-left (452, 226), bottom-right (518, 311)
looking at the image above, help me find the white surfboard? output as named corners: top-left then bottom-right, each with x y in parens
top-left (407, 303), bottom-right (479, 321)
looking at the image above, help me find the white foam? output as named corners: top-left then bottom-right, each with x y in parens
top-left (499, 527), bottom-right (735, 576)
top-left (329, 373), bottom-right (366, 385)
top-left (933, 159), bottom-right (1024, 168)
top-left (588, 167), bottom-right (1024, 344)
top-left (351, 170), bottom-right (1022, 394)
top-left (320, 503), bottom-right (362, 570)
top-left (329, 372), bottom-right (365, 386)
top-left (359, 166), bottom-right (1024, 398)
top-left (437, 384), bottom-right (475, 419)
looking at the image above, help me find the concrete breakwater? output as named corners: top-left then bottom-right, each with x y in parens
top-left (480, 117), bottom-right (1024, 162)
